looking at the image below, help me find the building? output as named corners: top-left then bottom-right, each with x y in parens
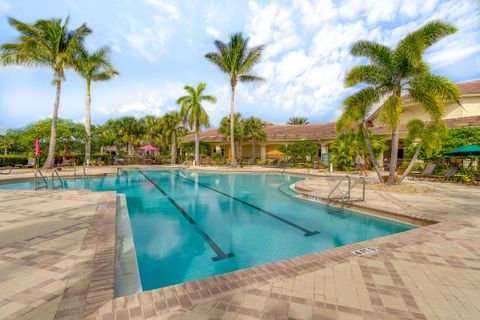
top-left (184, 80), bottom-right (480, 165)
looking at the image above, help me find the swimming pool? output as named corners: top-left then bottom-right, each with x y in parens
top-left (0, 169), bottom-right (414, 290)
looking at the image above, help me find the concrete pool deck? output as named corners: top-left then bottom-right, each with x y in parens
top-left (0, 166), bottom-right (479, 319)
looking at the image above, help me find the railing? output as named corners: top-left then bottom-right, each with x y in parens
top-left (34, 168), bottom-right (48, 190)
top-left (340, 176), bottom-right (366, 208)
top-left (51, 168), bottom-right (64, 189)
top-left (326, 175), bottom-right (351, 207)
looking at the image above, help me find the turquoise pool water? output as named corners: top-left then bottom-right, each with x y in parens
top-left (0, 169), bottom-right (414, 290)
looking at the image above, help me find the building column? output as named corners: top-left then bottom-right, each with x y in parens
top-left (260, 144), bottom-right (266, 160)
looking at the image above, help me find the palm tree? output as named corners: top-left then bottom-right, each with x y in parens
top-left (161, 111), bottom-right (182, 164)
top-left (74, 46), bottom-right (118, 164)
top-left (343, 20), bottom-right (460, 185)
top-left (141, 115), bottom-right (160, 145)
top-left (177, 83), bottom-right (216, 165)
top-left (205, 33), bottom-right (265, 166)
top-left (243, 116), bottom-right (266, 163)
top-left (397, 119), bottom-right (446, 183)
top-left (118, 116), bottom-right (141, 155)
top-left (219, 113), bottom-right (245, 162)
top-left (287, 117), bottom-right (309, 125)
top-left (1, 17), bottom-right (91, 168)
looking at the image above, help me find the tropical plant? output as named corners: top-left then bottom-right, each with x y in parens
top-left (161, 111), bottom-right (183, 164)
top-left (242, 116), bottom-right (266, 163)
top-left (330, 132), bottom-right (359, 171)
top-left (205, 33), bottom-right (265, 166)
top-left (140, 115), bottom-right (161, 145)
top-left (1, 17), bottom-right (92, 168)
top-left (177, 83), bottom-right (216, 165)
top-left (219, 113), bottom-right (245, 162)
top-left (74, 46), bottom-right (118, 163)
top-left (287, 117), bottom-right (309, 125)
top-left (183, 141), bottom-right (210, 157)
top-left (398, 119), bottom-right (446, 183)
top-left (343, 20), bottom-right (460, 184)
top-left (118, 116), bottom-right (142, 155)
top-left (281, 141), bottom-right (318, 162)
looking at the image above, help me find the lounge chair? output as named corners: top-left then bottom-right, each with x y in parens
top-left (425, 166), bottom-right (459, 182)
top-left (408, 163), bottom-right (436, 180)
top-left (15, 157), bottom-right (36, 169)
top-left (113, 156), bottom-right (125, 165)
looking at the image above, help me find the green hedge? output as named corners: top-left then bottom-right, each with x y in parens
top-left (0, 155), bottom-right (30, 167)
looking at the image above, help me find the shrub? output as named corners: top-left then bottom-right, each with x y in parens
top-left (0, 154), bottom-right (30, 167)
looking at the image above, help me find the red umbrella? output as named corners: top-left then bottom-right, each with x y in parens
top-left (139, 144), bottom-right (159, 151)
top-left (35, 138), bottom-right (40, 157)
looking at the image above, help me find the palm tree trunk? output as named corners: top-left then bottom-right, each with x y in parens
top-left (251, 139), bottom-right (256, 164)
top-left (229, 85), bottom-right (237, 167)
top-left (43, 80), bottom-right (62, 169)
top-left (171, 130), bottom-right (177, 165)
top-left (398, 143), bottom-right (422, 183)
top-left (363, 124), bottom-right (383, 182)
top-left (84, 80), bottom-right (92, 165)
top-left (128, 136), bottom-right (133, 155)
top-left (388, 128), bottom-right (400, 185)
top-left (195, 127), bottom-right (200, 166)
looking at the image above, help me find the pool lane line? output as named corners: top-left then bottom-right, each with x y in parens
top-left (138, 170), bottom-right (235, 262)
top-left (173, 171), bottom-right (320, 237)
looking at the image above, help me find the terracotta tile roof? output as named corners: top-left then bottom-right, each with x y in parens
top-left (184, 122), bottom-right (337, 143)
top-left (457, 80), bottom-right (480, 95)
top-left (185, 115), bottom-right (480, 143)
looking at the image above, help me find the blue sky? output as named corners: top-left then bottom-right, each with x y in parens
top-left (0, 0), bottom-right (479, 132)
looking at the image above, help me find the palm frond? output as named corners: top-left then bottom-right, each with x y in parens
top-left (350, 40), bottom-right (393, 67)
top-left (239, 74), bottom-right (264, 82)
top-left (344, 65), bottom-right (387, 87)
top-left (378, 95), bottom-right (402, 130)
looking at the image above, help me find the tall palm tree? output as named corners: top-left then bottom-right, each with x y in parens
top-left (1, 17), bottom-right (91, 168)
top-left (205, 33), bottom-right (265, 167)
top-left (177, 83), bottom-right (216, 165)
top-left (343, 20), bottom-right (460, 185)
top-left (287, 117), bottom-right (309, 125)
top-left (74, 46), bottom-right (118, 164)
top-left (242, 116), bottom-right (266, 163)
top-left (219, 113), bottom-right (245, 162)
top-left (161, 111), bottom-right (182, 164)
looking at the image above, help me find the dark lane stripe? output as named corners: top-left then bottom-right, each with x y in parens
top-left (173, 171), bottom-right (319, 237)
top-left (138, 170), bottom-right (234, 262)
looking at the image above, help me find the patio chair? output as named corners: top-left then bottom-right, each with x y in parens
top-left (425, 166), bottom-right (459, 182)
top-left (408, 163), bottom-right (436, 180)
top-left (15, 157), bottom-right (36, 169)
top-left (113, 156), bottom-right (125, 165)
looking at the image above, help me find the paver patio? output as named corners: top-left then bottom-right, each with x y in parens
top-left (0, 166), bottom-right (479, 319)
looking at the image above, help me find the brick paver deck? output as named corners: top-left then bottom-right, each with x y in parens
top-left (0, 166), bottom-right (479, 319)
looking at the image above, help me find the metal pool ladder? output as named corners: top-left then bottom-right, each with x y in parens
top-left (51, 168), bottom-right (64, 190)
top-left (34, 168), bottom-right (48, 190)
top-left (327, 176), bottom-right (366, 212)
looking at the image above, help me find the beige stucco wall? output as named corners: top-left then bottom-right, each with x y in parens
top-left (373, 95), bottom-right (480, 126)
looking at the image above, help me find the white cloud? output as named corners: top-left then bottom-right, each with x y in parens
top-left (236, 0), bottom-right (480, 123)
top-left (142, 0), bottom-right (180, 20)
top-left (112, 15), bottom-right (173, 62)
top-left (206, 26), bottom-right (220, 39)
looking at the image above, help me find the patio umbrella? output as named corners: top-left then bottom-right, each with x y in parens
top-left (266, 149), bottom-right (285, 156)
top-left (444, 145), bottom-right (480, 156)
top-left (138, 144), bottom-right (159, 151)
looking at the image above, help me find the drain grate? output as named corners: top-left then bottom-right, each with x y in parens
top-left (352, 247), bottom-right (380, 256)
